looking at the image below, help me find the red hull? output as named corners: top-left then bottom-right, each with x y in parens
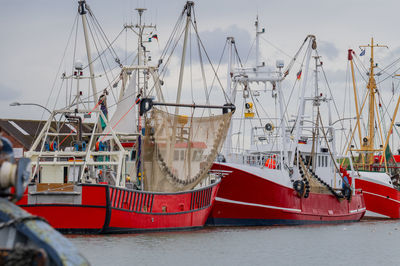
top-left (356, 178), bottom-right (400, 218)
top-left (17, 182), bottom-right (220, 234)
top-left (208, 163), bottom-right (365, 226)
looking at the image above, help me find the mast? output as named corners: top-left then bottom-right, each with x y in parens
top-left (223, 37), bottom-right (235, 158)
top-left (135, 7), bottom-right (147, 99)
top-left (348, 49), bottom-right (363, 157)
top-left (167, 1), bottom-right (193, 167)
top-left (313, 55), bottom-right (320, 122)
top-left (311, 55), bottom-right (321, 170)
top-left (359, 38), bottom-right (387, 166)
top-left (290, 35), bottom-right (315, 167)
top-left (255, 16), bottom-right (265, 76)
top-left (277, 66), bottom-right (287, 167)
top-left (78, 1), bottom-right (97, 107)
top-left (175, 1), bottom-right (193, 114)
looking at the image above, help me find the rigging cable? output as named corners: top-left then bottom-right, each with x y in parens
top-left (316, 51), bottom-right (345, 130)
top-left (31, 13), bottom-right (80, 147)
top-left (85, 14), bottom-right (117, 103)
top-left (85, 4), bottom-right (122, 67)
top-left (190, 19), bottom-right (230, 103)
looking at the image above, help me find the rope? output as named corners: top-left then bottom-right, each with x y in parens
top-left (100, 97), bottom-right (140, 142)
top-left (190, 20), bottom-right (230, 103)
top-left (31, 13), bottom-right (80, 148)
top-left (317, 108), bottom-right (351, 190)
top-left (315, 51), bottom-right (344, 130)
top-left (86, 4), bottom-right (122, 67)
top-left (199, 40), bottom-right (227, 118)
top-left (86, 15), bottom-right (117, 103)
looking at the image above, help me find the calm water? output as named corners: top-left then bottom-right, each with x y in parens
top-left (69, 220), bottom-right (400, 266)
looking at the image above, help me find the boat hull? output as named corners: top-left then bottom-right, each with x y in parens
top-left (207, 163), bottom-right (365, 226)
top-left (17, 182), bottom-right (220, 234)
top-left (356, 178), bottom-right (400, 219)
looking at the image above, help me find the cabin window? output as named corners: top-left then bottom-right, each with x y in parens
top-left (318, 156), bottom-right (321, 167)
top-left (174, 150), bottom-right (179, 161)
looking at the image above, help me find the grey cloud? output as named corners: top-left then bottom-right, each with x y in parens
top-left (317, 41), bottom-right (339, 60)
top-left (197, 25), bottom-right (252, 64)
top-left (164, 25), bottom-right (252, 66)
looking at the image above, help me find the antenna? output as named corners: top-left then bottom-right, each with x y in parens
top-left (135, 8), bottom-right (147, 25)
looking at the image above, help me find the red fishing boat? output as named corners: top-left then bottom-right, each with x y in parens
top-left (208, 22), bottom-right (365, 226)
top-left (16, 1), bottom-right (233, 233)
top-left (209, 164), bottom-right (365, 225)
top-left (17, 182), bottom-right (220, 233)
top-left (343, 44), bottom-right (400, 219)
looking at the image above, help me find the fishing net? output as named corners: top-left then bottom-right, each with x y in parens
top-left (142, 108), bottom-right (232, 192)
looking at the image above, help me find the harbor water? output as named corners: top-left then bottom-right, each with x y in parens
top-left (69, 220), bottom-right (400, 265)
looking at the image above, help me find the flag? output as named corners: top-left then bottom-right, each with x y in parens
top-left (152, 34), bottom-right (158, 41)
top-left (296, 70), bottom-right (302, 80)
top-left (360, 49), bottom-right (366, 56)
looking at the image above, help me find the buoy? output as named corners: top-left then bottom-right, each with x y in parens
top-left (95, 141), bottom-right (104, 151)
top-left (178, 115), bottom-right (188, 125)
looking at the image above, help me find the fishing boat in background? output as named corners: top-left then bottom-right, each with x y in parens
top-left (208, 19), bottom-right (365, 226)
top-left (343, 41), bottom-right (400, 219)
top-left (16, 1), bottom-right (234, 233)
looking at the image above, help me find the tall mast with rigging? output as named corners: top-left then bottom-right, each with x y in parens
top-left (358, 38), bottom-right (387, 166)
top-left (289, 35), bottom-right (315, 167)
top-left (78, 0), bottom-right (98, 107)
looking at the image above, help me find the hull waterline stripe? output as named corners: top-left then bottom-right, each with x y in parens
top-left (363, 191), bottom-right (400, 204)
top-left (215, 197), bottom-right (302, 213)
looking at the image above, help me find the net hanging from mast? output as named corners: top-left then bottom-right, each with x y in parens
top-left (143, 108), bottom-right (231, 192)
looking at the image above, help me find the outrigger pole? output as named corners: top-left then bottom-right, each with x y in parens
top-left (139, 98), bottom-right (235, 116)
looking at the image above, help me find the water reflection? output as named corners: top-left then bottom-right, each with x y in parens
top-left (69, 220), bottom-right (400, 266)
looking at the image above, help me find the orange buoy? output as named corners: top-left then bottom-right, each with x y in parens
top-left (265, 158), bottom-right (276, 169)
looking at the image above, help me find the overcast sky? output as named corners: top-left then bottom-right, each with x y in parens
top-left (1, 0), bottom-right (400, 123)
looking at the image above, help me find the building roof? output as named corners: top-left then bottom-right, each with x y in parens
top-left (0, 118), bottom-right (94, 150)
